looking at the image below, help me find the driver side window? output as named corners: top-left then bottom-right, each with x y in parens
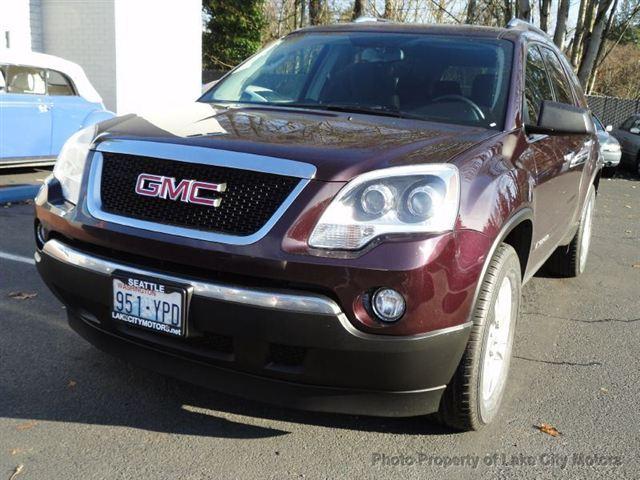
top-left (523, 45), bottom-right (553, 126)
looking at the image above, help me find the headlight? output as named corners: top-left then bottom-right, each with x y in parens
top-left (53, 125), bottom-right (96, 204)
top-left (308, 165), bottom-right (460, 250)
top-left (603, 142), bottom-right (621, 152)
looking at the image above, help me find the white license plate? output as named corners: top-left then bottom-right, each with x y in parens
top-left (111, 274), bottom-right (186, 337)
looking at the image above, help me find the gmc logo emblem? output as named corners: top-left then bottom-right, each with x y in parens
top-left (135, 173), bottom-right (226, 207)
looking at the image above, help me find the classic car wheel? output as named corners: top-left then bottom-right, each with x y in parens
top-left (438, 243), bottom-right (521, 430)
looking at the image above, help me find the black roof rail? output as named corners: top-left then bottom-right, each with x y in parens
top-left (506, 18), bottom-right (550, 38)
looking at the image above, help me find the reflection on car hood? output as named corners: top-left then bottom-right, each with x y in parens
top-left (95, 102), bottom-right (497, 181)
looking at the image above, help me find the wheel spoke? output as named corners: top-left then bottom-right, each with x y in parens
top-left (482, 275), bottom-right (514, 403)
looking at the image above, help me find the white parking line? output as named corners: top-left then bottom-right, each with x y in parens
top-left (0, 251), bottom-right (35, 266)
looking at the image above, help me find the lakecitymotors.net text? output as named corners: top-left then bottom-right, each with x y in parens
top-left (371, 452), bottom-right (623, 469)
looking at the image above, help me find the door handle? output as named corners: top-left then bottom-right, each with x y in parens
top-left (38, 104), bottom-right (51, 113)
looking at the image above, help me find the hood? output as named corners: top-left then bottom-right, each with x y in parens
top-left (95, 102), bottom-right (496, 181)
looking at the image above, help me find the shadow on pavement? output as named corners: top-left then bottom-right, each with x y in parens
top-left (0, 296), bottom-right (454, 439)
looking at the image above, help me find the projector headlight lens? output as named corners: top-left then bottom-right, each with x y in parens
top-left (360, 184), bottom-right (394, 216)
top-left (309, 165), bottom-right (459, 250)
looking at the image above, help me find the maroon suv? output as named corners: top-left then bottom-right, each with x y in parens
top-left (35, 20), bottom-right (599, 430)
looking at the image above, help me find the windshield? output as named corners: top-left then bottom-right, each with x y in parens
top-left (200, 32), bottom-right (513, 130)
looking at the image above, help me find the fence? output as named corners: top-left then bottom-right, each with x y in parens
top-left (587, 95), bottom-right (640, 128)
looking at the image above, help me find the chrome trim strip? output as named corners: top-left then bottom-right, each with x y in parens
top-left (335, 315), bottom-right (473, 342)
top-left (40, 239), bottom-right (342, 316)
top-left (86, 148), bottom-right (312, 246)
top-left (95, 139), bottom-right (317, 179)
top-left (39, 239), bottom-right (474, 342)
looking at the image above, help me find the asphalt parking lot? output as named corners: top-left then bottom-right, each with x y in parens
top-left (0, 174), bottom-right (638, 480)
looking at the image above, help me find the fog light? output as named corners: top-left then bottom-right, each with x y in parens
top-left (35, 222), bottom-right (48, 250)
top-left (372, 288), bottom-right (405, 322)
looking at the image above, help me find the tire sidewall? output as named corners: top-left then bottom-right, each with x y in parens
top-left (574, 187), bottom-right (596, 275)
top-left (476, 252), bottom-right (521, 425)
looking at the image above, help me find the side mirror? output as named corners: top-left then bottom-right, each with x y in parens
top-left (527, 101), bottom-right (595, 135)
top-left (605, 125), bottom-right (613, 132)
top-left (630, 127), bottom-right (640, 135)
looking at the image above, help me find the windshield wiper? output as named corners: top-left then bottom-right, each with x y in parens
top-left (276, 102), bottom-right (424, 120)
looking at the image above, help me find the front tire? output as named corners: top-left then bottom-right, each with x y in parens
top-left (438, 243), bottom-right (521, 431)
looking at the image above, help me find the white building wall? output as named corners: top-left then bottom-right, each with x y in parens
top-left (29, 0), bottom-right (44, 52)
top-left (113, 0), bottom-right (202, 115)
top-left (40, 0), bottom-right (118, 111)
top-left (0, 0), bottom-right (33, 51)
top-left (2, 0), bottom-right (202, 115)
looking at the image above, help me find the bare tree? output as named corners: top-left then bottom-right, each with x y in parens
top-left (571, 0), bottom-right (594, 66)
top-left (577, 0), bottom-right (616, 86)
top-left (466, 0), bottom-right (477, 23)
top-left (594, 1), bottom-right (640, 72)
top-left (587, 0), bottom-right (619, 91)
top-left (384, 0), bottom-right (400, 20)
top-left (539, 0), bottom-right (551, 31)
top-left (352, 0), bottom-right (364, 19)
top-left (309, 0), bottom-right (321, 24)
top-left (553, 0), bottom-right (571, 48)
top-left (503, 0), bottom-right (513, 22)
top-left (516, 0), bottom-right (531, 21)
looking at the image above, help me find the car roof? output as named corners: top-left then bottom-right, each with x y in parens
top-left (293, 21), bottom-right (525, 42)
top-left (0, 50), bottom-right (103, 104)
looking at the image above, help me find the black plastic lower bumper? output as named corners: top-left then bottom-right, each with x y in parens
top-left (36, 240), bottom-right (472, 417)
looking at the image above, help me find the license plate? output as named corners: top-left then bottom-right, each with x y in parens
top-left (111, 273), bottom-right (186, 337)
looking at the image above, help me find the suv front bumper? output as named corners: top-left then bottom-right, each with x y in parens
top-left (36, 238), bottom-right (472, 417)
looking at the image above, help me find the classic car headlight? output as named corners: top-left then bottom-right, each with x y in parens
top-left (309, 165), bottom-right (460, 250)
top-left (53, 125), bottom-right (96, 205)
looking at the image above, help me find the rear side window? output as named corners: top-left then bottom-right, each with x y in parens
top-left (540, 47), bottom-right (574, 105)
top-left (626, 117), bottom-right (640, 132)
top-left (621, 116), bottom-right (640, 131)
top-left (0, 65), bottom-right (6, 92)
top-left (47, 70), bottom-right (75, 96)
top-left (5, 65), bottom-right (46, 95)
top-left (524, 45), bottom-right (553, 125)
